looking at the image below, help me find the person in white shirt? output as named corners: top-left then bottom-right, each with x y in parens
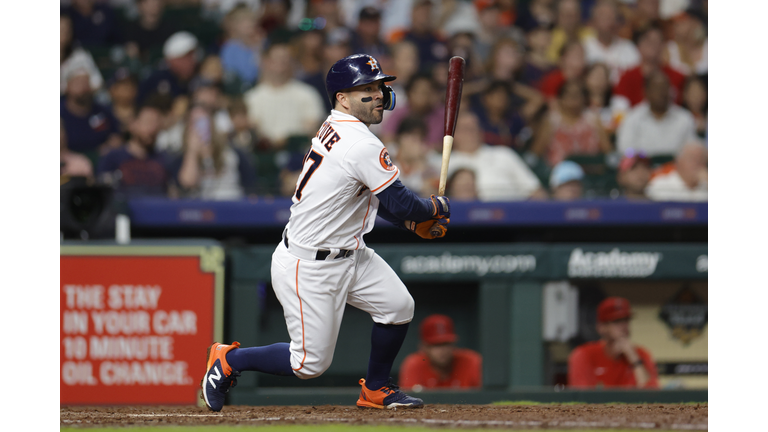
top-left (646, 141), bottom-right (707, 202)
top-left (616, 70), bottom-right (696, 157)
top-left (243, 43), bottom-right (325, 148)
top-left (442, 111), bottom-right (546, 201)
top-left (582, 0), bottom-right (640, 84)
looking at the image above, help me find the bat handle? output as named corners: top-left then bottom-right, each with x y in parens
top-left (437, 135), bottom-right (454, 196)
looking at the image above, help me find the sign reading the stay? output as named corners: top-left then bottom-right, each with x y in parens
top-left (60, 246), bottom-right (224, 405)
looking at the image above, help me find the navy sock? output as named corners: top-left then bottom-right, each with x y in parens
top-left (225, 343), bottom-right (295, 376)
top-left (365, 322), bottom-right (409, 390)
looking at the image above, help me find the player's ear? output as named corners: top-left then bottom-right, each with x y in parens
top-left (336, 91), bottom-right (351, 110)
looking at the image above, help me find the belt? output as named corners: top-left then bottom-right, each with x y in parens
top-left (284, 233), bottom-right (354, 260)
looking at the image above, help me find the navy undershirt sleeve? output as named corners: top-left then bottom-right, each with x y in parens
top-left (376, 203), bottom-right (406, 229)
top-left (376, 179), bottom-right (434, 222)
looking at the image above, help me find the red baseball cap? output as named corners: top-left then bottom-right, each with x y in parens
top-left (618, 149), bottom-right (650, 173)
top-left (597, 297), bottom-right (632, 323)
top-left (420, 314), bottom-right (458, 345)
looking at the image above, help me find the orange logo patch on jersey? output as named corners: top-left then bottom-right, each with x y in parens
top-left (379, 148), bottom-right (395, 171)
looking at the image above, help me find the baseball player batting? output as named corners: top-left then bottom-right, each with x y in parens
top-left (201, 54), bottom-right (451, 412)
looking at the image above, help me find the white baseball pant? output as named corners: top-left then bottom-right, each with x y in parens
top-left (270, 238), bottom-right (414, 379)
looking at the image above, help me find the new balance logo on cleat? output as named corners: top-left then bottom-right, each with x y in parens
top-left (207, 366), bottom-right (221, 389)
top-left (201, 342), bottom-right (241, 412)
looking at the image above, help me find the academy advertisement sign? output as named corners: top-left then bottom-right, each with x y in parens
top-left (401, 252), bottom-right (537, 277)
top-left (371, 244), bottom-right (706, 281)
top-left (60, 246), bottom-right (224, 405)
top-left (567, 248), bottom-right (662, 278)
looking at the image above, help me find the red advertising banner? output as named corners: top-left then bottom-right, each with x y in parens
top-left (60, 246), bottom-right (223, 405)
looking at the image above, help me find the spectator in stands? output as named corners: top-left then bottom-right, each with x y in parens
top-left (220, 5), bottom-right (264, 87)
top-left (227, 98), bottom-right (259, 154)
top-left (582, 0), bottom-right (640, 84)
top-left (584, 63), bottom-right (614, 132)
top-left (646, 141), bottom-right (707, 202)
top-left (539, 41), bottom-right (587, 100)
top-left (665, 12), bottom-right (707, 76)
top-left (616, 70), bottom-right (696, 157)
top-left (546, 0), bottom-right (591, 63)
top-left (445, 112), bottom-right (545, 201)
top-left (60, 119), bottom-right (94, 181)
top-left (403, 0), bottom-right (447, 74)
top-left (549, 160), bottom-right (584, 201)
top-left (682, 76), bottom-right (707, 138)
top-left (473, 81), bottom-right (527, 150)
top-left (391, 118), bottom-right (439, 197)
top-left (136, 31), bottom-right (199, 107)
top-left (399, 314), bottom-right (482, 390)
top-left (122, 0), bottom-right (178, 64)
top-left (388, 41), bottom-right (420, 107)
top-left (446, 168), bottom-right (479, 202)
top-left (532, 80), bottom-right (612, 167)
top-left (278, 152), bottom-right (305, 198)
top-left (307, 0), bottom-right (346, 34)
top-left (61, 14), bottom-right (102, 95)
top-left (61, 66), bottom-right (122, 155)
top-left (611, 26), bottom-right (686, 116)
top-left (516, 0), bottom-right (556, 32)
top-left (568, 297), bottom-right (659, 389)
top-left (62, 0), bottom-right (119, 48)
top-left (616, 149), bottom-right (652, 200)
top-left (295, 30), bottom-right (327, 111)
top-left (243, 43), bottom-right (325, 148)
top-left (380, 74), bottom-right (445, 150)
top-left (617, 0), bottom-right (662, 41)
top-left (174, 105), bottom-right (255, 200)
top-left (108, 68), bottom-right (139, 133)
top-left (521, 24), bottom-right (555, 88)
top-left (475, 3), bottom-right (522, 64)
top-left (351, 7), bottom-right (390, 64)
top-left (485, 38), bottom-right (546, 122)
top-left (97, 101), bottom-right (174, 198)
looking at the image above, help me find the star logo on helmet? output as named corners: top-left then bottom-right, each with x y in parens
top-left (366, 56), bottom-right (380, 72)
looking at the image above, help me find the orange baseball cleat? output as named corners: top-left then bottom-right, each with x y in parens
top-left (356, 378), bottom-right (424, 409)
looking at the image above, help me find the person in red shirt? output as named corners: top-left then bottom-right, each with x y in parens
top-left (612, 26), bottom-right (685, 114)
top-left (539, 41), bottom-right (587, 100)
top-left (568, 297), bottom-right (659, 389)
top-left (398, 314), bottom-right (482, 390)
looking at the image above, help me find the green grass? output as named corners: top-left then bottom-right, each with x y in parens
top-left (61, 426), bottom-right (682, 432)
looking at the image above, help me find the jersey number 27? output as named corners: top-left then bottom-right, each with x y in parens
top-left (294, 150), bottom-right (324, 200)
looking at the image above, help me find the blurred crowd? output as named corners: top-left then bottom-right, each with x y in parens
top-left (60, 0), bottom-right (708, 202)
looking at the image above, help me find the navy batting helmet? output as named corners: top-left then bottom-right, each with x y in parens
top-left (326, 54), bottom-right (397, 111)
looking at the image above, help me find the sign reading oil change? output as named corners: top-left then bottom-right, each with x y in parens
top-left (60, 246), bottom-right (223, 405)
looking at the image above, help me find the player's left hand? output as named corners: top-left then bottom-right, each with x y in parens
top-left (430, 195), bottom-right (450, 219)
top-left (405, 217), bottom-right (449, 239)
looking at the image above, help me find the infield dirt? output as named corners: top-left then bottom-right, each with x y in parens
top-left (60, 404), bottom-right (707, 430)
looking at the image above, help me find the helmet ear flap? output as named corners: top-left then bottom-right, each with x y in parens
top-left (382, 85), bottom-right (396, 111)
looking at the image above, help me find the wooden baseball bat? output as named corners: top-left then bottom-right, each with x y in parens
top-left (437, 56), bottom-right (465, 195)
top-left (431, 56), bottom-right (465, 237)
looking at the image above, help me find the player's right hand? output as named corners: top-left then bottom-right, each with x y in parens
top-left (405, 218), bottom-right (449, 239)
top-left (430, 195), bottom-right (450, 219)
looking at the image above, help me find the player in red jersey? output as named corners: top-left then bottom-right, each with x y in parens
top-left (399, 314), bottom-right (482, 390)
top-left (568, 297), bottom-right (659, 389)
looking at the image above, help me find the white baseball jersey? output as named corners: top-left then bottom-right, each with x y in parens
top-left (285, 109), bottom-right (400, 250)
top-left (271, 109), bottom-right (414, 379)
